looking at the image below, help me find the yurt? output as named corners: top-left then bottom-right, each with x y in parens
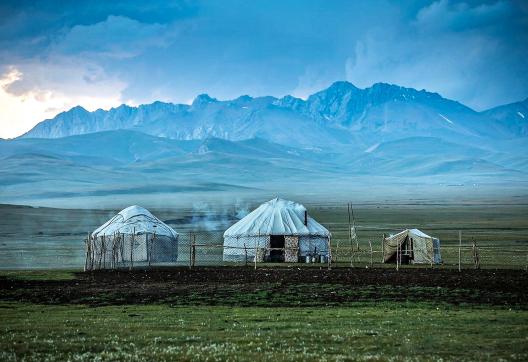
top-left (223, 198), bottom-right (331, 263)
top-left (382, 229), bottom-right (442, 265)
top-left (86, 205), bottom-right (178, 270)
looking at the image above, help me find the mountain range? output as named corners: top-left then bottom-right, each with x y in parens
top-left (1, 81), bottom-right (527, 205)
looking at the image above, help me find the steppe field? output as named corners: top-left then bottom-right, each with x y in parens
top-left (1, 200), bottom-right (527, 360)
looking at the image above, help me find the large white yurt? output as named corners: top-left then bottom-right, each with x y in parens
top-left (382, 229), bottom-right (442, 265)
top-left (223, 198), bottom-right (331, 263)
top-left (86, 205), bottom-right (178, 270)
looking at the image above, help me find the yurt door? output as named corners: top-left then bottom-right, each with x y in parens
top-left (269, 235), bottom-right (285, 262)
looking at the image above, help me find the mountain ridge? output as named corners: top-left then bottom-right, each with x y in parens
top-left (22, 81), bottom-right (527, 146)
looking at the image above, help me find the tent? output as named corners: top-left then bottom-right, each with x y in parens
top-left (223, 198), bottom-right (331, 262)
top-left (382, 229), bottom-right (442, 264)
top-left (86, 205), bottom-right (178, 270)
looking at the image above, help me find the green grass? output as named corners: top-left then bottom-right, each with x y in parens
top-left (0, 269), bottom-right (78, 281)
top-left (1, 302), bottom-right (527, 361)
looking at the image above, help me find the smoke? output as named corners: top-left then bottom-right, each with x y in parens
top-left (234, 199), bottom-right (249, 220)
top-left (190, 199), bottom-right (250, 231)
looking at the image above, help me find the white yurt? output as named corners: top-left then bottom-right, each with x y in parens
top-left (382, 229), bottom-right (442, 264)
top-left (223, 198), bottom-right (331, 263)
top-left (86, 205), bottom-right (178, 270)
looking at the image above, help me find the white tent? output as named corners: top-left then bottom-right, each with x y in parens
top-left (223, 198), bottom-right (331, 262)
top-left (383, 229), bottom-right (442, 264)
top-left (87, 205), bottom-right (178, 270)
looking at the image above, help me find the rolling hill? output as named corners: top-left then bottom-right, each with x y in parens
top-left (2, 81), bottom-right (527, 204)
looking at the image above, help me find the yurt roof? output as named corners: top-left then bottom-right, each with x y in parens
top-left (92, 205), bottom-right (178, 239)
top-left (224, 198), bottom-right (330, 237)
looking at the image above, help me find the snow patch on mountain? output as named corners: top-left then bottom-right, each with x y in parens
top-left (438, 114), bottom-right (454, 125)
top-left (365, 143), bottom-right (380, 153)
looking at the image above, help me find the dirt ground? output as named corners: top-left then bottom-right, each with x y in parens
top-left (1, 267), bottom-right (527, 308)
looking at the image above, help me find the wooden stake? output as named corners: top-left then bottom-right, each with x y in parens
top-left (84, 233), bottom-right (89, 272)
top-left (189, 231), bottom-right (192, 269)
top-left (102, 235), bottom-right (106, 269)
top-left (255, 233), bottom-right (260, 270)
top-left (396, 238), bottom-right (399, 272)
top-left (327, 236), bottom-right (331, 270)
top-left (381, 234), bottom-right (385, 263)
top-left (347, 203), bottom-right (353, 266)
top-left (130, 228), bottom-right (134, 271)
top-left (458, 230), bottom-right (462, 272)
top-left (243, 239), bottom-right (247, 267)
top-left (192, 235), bottom-right (196, 268)
top-left (369, 240), bottom-right (373, 267)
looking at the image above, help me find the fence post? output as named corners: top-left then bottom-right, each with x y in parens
top-left (369, 240), bottom-right (373, 267)
top-left (146, 232), bottom-right (150, 268)
top-left (473, 239), bottom-right (480, 270)
top-left (458, 230), bottom-right (462, 272)
top-left (192, 235), bottom-right (196, 268)
top-left (243, 240), bottom-right (247, 267)
top-left (335, 240), bottom-right (339, 264)
top-left (381, 234), bottom-right (385, 263)
top-left (130, 228), bottom-right (135, 271)
top-left (430, 239), bottom-right (433, 269)
top-left (91, 235), bottom-right (95, 271)
top-left (396, 239), bottom-right (399, 272)
top-left (328, 236), bottom-right (331, 270)
top-left (254, 234), bottom-right (258, 270)
top-left (112, 233), bottom-right (116, 269)
top-left (189, 232), bottom-right (192, 269)
top-left (84, 233), bottom-right (89, 272)
top-left (102, 235), bottom-right (106, 269)
top-left (98, 236), bottom-right (103, 270)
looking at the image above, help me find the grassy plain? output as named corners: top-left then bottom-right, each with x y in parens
top-left (1, 267), bottom-right (527, 361)
top-left (1, 201), bottom-right (527, 360)
top-left (1, 302), bottom-right (527, 361)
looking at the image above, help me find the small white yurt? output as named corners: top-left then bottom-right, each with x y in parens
top-left (86, 205), bottom-right (178, 270)
top-left (382, 229), bottom-right (442, 265)
top-left (223, 198), bottom-right (331, 263)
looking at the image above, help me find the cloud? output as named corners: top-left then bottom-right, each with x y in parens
top-left (0, 12), bottom-right (181, 137)
top-left (51, 15), bottom-right (174, 59)
top-left (415, 0), bottom-right (513, 31)
top-left (345, 0), bottom-right (528, 110)
top-left (0, 0), bottom-right (527, 137)
top-left (0, 61), bottom-right (126, 138)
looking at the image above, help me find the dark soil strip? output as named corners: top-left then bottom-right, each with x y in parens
top-left (1, 267), bottom-right (526, 307)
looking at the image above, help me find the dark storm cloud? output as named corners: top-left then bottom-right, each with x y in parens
top-left (0, 0), bottom-right (527, 117)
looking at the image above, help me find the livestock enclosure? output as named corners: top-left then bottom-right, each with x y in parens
top-left (85, 230), bottom-right (528, 270)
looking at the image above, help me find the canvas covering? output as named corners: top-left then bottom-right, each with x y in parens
top-left (88, 205), bottom-right (178, 267)
top-left (383, 229), bottom-right (442, 264)
top-left (223, 198), bottom-right (331, 262)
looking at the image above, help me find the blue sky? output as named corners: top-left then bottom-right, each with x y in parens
top-left (0, 0), bottom-right (527, 138)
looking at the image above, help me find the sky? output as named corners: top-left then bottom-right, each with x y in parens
top-left (0, 0), bottom-right (527, 138)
